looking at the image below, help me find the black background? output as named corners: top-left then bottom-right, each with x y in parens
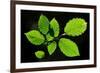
top-left (21, 10), bottom-right (90, 63)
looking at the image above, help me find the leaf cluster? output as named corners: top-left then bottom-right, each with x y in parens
top-left (25, 14), bottom-right (87, 59)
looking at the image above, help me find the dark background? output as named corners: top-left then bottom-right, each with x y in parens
top-left (21, 10), bottom-right (90, 63)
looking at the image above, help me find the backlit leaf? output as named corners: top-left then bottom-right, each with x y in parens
top-left (47, 41), bottom-right (57, 55)
top-left (25, 30), bottom-right (45, 45)
top-left (50, 18), bottom-right (60, 37)
top-left (38, 14), bottom-right (49, 34)
top-left (46, 33), bottom-right (54, 41)
top-left (35, 51), bottom-right (45, 59)
top-left (64, 18), bottom-right (87, 36)
top-left (59, 38), bottom-right (80, 57)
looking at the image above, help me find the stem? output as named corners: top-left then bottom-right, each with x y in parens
top-left (44, 41), bottom-right (48, 45)
top-left (59, 33), bottom-right (66, 38)
top-left (44, 33), bottom-right (67, 44)
top-left (53, 33), bottom-right (66, 41)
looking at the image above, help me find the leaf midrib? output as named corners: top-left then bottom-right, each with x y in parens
top-left (29, 35), bottom-right (44, 41)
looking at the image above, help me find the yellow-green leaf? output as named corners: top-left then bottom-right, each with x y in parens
top-left (50, 18), bottom-right (60, 37)
top-left (35, 51), bottom-right (45, 59)
top-left (47, 41), bottom-right (57, 55)
top-left (25, 30), bottom-right (45, 45)
top-left (64, 18), bottom-right (87, 36)
top-left (59, 38), bottom-right (80, 57)
top-left (46, 33), bottom-right (54, 41)
top-left (38, 14), bottom-right (49, 34)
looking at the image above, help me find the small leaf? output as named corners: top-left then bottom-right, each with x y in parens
top-left (64, 18), bottom-right (87, 36)
top-left (25, 30), bottom-right (45, 45)
top-left (35, 51), bottom-right (45, 59)
top-left (50, 18), bottom-right (60, 37)
top-left (59, 38), bottom-right (80, 57)
top-left (46, 33), bottom-right (54, 41)
top-left (38, 14), bottom-right (49, 34)
top-left (47, 41), bottom-right (57, 55)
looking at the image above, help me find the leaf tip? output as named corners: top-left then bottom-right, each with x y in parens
top-left (24, 33), bottom-right (27, 35)
top-left (49, 52), bottom-right (52, 55)
top-left (40, 13), bottom-right (43, 16)
top-left (53, 17), bottom-right (56, 20)
top-left (77, 52), bottom-right (80, 56)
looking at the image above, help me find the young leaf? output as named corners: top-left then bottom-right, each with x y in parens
top-left (25, 30), bottom-right (45, 45)
top-left (38, 14), bottom-right (49, 34)
top-left (50, 18), bottom-right (60, 37)
top-left (46, 33), bottom-right (54, 41)
top-left (64, 18), bottom-right (87, 36)
top-left (47, 41), bottom-right (57, 55)
top-left (35, 51), bottom-right (45, 59)
top-left (59, 38), bottom-right (80, 57)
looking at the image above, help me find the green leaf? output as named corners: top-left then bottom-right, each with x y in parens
top-left (38, 14), bottom-right (49, 34)
top-left (46, 33), bottom-right (54, 41)
top-left (35, 51), bottom-right (45, 59)
top-left (64, 18), bottom-right (87, 36)
top-left (47, 41), bottom-right (57, 55)
top-left (50, 18), bottom-right (60, 37)
top-left (25, 30), bottom-right (45, 45)
top-left (59, 38), bottom-right (80, 57)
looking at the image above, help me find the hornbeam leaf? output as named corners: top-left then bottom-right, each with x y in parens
top-left (46, 33), bottom-right (54, 41)
top-left (64, 18), bottom-right (87, 36)
top-left (25, 30), bottom-right (45, 45)
top-left (59, 38), bottom-right (80, 57)
top-left (38, 14), bottom-right (49, 34)
top-left (35, 51), bottom-right (45, 59)
top-left (47, 41), bottom-right (57, 55)
top-left (50, 18), bottom-right (60, 37)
